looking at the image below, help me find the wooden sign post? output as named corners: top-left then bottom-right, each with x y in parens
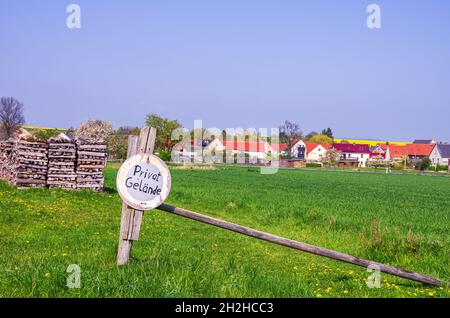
top-left (116, 126), bottom-right (171, 265)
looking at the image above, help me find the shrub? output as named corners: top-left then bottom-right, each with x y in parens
top-left (158, 149), bottom-right (172, 162)
top-left (306, 163), bottom-right (322, 168)
top-left (415, 158), bottom-right (431, 171)
top-left (429, 165), bottom-right (449, 171)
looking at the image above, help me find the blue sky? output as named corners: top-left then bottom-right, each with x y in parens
top-left (1, 0), bottom-right (449, 141)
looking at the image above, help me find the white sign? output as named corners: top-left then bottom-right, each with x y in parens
top-left (116, 154), bottom-right (171, 210)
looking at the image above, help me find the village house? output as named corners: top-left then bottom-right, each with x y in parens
top-left (429, 143), bottom-right (450, 166)
top-left (405, 144), bottom-right (435, 162)
top-left (369, 144), bottom-right (387, 160)
top-left (173, 138), bottom-right (287, 163)
top-left (332, 143), bottom-right (371, 167)
top-left (385, 144), bottom-right (407, 161)
top-left (290, 140), bottom-right (307, 160)
top-left (305, 143), bottom-right (331, 162)
top-left (290, 140), bottom-right (331, 162)
top-left (386, 143), bottom-right (435, 165)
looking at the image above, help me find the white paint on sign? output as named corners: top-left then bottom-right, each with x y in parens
top-left (117, 154), bottom-right (171, 210)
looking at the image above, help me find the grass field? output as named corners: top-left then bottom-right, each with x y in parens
top-left (0, 165), bottom-right (449, 298)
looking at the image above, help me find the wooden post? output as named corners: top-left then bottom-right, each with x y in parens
top-left (117, 127), bottom-right (157, 265)
top-left (156, 203), bottom-right (445, 286)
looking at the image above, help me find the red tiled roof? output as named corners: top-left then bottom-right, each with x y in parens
top-left (388, 145), bottom-right (408, 157)
top-left (406, 144), bottom-right (435, 157)
top-left (222, 141), bottom-right (287, 152)
top-left (271, 143), bottom-right (288, 151)
top-left (305, 143), bottom-right (331, 153)
top-left (222, 141), bottom-right (264, 151)
top-left (388, 144), bottom-right (435, 157)
top-left (333, 143), bottom-right (370, 154)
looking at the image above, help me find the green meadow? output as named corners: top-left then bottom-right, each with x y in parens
top-left (0, 165), bottom-right (449, 298)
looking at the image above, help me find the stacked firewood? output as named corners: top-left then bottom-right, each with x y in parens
top-left (76, 140), bottom-right (107, 191)
top-left (0, 140), bottom-right (16, 183)
top-left (47, 138), bottom-right (77, 189)
top-left (13, 140), bottom-right (48, 188)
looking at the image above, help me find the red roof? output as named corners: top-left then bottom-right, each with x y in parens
top-left (388, 144), bottom-right (434, 157)
top-left (333, 143), bottom-right (370, 154)
top-left (305, 142), bottom-right (331, 153)
top-left (271, 143), bottom-right (288, 151)
top-left (405, 144), bottom-right (435, 157)
top-left (388, 145), bottom-right (408, 157)
top-left (222, 141), bottom-right (284, 152)
top-left (222, 141), bottom-right (265, 152)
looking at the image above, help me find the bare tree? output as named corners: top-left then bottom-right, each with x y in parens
top-left (0, 97), bottom-right (25, 139)
top-left (279, 120), bottom-right (302, 157)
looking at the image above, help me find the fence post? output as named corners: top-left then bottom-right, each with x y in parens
top-left (116, 126), bottom-right (157, 265)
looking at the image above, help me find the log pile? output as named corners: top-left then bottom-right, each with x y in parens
top-left (0, 140), bottom-right (16, 183)
top-left (0, 137), bottom-right (107, 192)
top-left (76, 140), bottom-right (106, 191)
top-left (47, 138), bottom-right (77, 189)
top-left (13, 140), bottom-right (48, 188)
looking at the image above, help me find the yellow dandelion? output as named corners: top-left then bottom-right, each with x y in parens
top-left (45, 272), bottom-right (51, 278)
top-left (343, 290), bottom-right (349, 294)
top-left (316, 293), bottom-right (322, 298)
top-left (325, 287), bottom-right (332, 293)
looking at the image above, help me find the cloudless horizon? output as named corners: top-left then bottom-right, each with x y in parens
top-left (1, 0), bottom-right (449, 141)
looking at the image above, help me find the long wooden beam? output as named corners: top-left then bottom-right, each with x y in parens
top-left (157, 203), bottom-right (444, 286)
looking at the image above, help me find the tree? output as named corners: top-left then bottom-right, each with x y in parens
top-left (107, 135), bottom-right (128, 159)
top-left (0, 97), bottom-right (25, 139)
top-left (279, 120), bottom-right (302, 157)
top-left (323, 148), bottom-right (340, 166)
top-left (116, 126), bottom-right (140, 136)
top-left (416, 158), bottom-right (431, 171)
top-left (308, 134), bottom-right (333, 145)
top-left (305, 131), bottom-right (319, 141)
top-left (146, 114), bottom-right (181, 152)
top-left (34, 129), bottom-right (60, 141)
top-left (106, 127), bottom-right (141, 160)
top-left (75, 119), bottom-right (113, 142)
top-left (321, 128), bottom-right (334, 139)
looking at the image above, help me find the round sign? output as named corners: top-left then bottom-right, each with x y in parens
top-left (116, 154), bottom-right (171, 210)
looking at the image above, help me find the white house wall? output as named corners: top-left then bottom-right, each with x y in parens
top-left (306, 145), bottom-right (328, 162)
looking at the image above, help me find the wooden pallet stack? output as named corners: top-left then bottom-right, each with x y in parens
top-left (47, 138), bottom-right (77, 189)
top-left (13, 140), bottom-right (48, 188)
top-left (76, 140), bottom-right (106, 191)
top-left (0, 140), bottom-right (16, 183)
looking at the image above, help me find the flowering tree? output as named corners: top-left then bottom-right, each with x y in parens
top-left (323, 148), bottom-right (340, 166)
top-left (75, 119), bottom-right (113, 142)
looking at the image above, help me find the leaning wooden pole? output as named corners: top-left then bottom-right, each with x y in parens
top-left (157, 203), bottom-right (444, 286)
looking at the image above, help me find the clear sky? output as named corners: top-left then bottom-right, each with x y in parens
top-left (1, 0), bottom-right (449, 141)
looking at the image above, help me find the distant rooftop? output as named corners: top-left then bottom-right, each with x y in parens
top-left (437, 144), bottom-right (450, 158)
top-left (413, 139), bottom-right (436, 144)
